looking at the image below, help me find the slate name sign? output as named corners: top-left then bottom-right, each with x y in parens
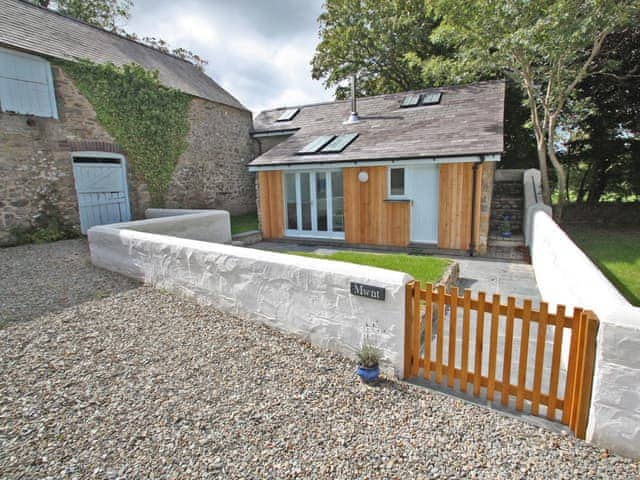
top-left (350, 282), bottom-right (386, 301)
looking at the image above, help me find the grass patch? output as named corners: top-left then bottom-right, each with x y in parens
top-left (290, 250), bottom-right (450, 284)
top-left (231, 212), bottom-right (259, 235)
top-left (566, 226), bottom-right (640, 306)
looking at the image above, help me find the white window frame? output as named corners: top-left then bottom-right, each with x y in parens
top-left (283, 169), bottom-right (345, 240)
top-left (388, 167), bottom-right (407, 199)
top-left (0, 46), bottom-right (59, 119)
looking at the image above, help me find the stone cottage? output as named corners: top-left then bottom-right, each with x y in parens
top-left (0, 0), bottom-right (255, 241)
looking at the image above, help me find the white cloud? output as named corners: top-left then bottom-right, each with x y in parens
top-left (126, 0), bottom-right (333, 113)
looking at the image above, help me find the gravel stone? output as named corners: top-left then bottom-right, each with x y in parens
top-left (1, 240), bottom-right (639, 478)
top-left (0, 239), bottom-right (137, 322)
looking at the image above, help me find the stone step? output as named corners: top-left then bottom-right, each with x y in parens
top-left (488, 234), bottom-right (525, 248)
top-left (486, 245), bottom-right (529, 262)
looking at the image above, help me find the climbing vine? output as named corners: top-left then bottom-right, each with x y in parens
top-left (57, 60), bottom-right (190, 206)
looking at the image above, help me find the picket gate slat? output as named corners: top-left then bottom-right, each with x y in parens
top-left (473, 291), bottom-right (486, 397)
top-left (487, 294), bottom-right (501, 401)
top-left (447, 287), bottom-right (459, 388)
top-left (460, 289), bottom-right (471, 393)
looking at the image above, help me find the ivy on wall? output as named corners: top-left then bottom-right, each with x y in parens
top-left (58, 60), bottom-right (191, 206)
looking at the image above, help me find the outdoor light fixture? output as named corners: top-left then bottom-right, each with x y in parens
top-left (358, 171), bottom-right (368, 182)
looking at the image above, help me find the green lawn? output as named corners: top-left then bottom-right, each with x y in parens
top-left (230, 212), bottom-right (259, 235)
top-left (567, 226), bottom-right (640, 306)
top-left (290, 250), bottom-right (451, 284)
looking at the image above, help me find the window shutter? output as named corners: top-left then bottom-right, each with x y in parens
top-left (0, 48), bottom-right (58, 119)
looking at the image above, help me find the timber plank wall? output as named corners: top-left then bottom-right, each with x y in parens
top-left (257, 163), bottom-right (483, 251)
top-left (258, 171), bottom-right (284, 239)
top-left (343, 166), bottom-right (410, 247)
top-left (438, 162), bottom-right (482, 250)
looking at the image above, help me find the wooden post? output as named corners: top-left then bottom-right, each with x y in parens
top-left (562, 307), bottom-right (583, 425)
top-left (573, 310), bottom-right (599, 439)
top-left (412, 281), bottom-right (422, 377)
top-left (403, 282), bottom-right (415, 379)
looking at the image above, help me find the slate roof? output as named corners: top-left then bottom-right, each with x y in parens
top-left (0, 0), bottom-right (246, 110)
top-left (250, 80), bottom-right (505, 167)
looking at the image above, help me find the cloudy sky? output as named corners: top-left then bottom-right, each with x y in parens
top-left (127, 0), bottom-right (334, 113)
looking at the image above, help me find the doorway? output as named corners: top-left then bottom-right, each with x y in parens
top-left (72, 154), bottom-right (131, 234)
top-left (408, 164), bottom-right (439, 244)
top-left (283, 170), bottom-right (344, 239)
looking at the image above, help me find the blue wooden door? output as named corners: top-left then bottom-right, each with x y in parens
top-left (72, 157), bottom-right (131, 234)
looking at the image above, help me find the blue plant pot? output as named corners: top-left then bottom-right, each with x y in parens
top-left (356, 365), bottom-right (380, 383)
top-left (501, 231), bottom-right (512, 238)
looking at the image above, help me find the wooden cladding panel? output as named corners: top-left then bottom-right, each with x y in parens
top-left (438, 162), bottom-right (483, 250)
top-left (343, 166), bottom-right (409, 246)
top-left (258, 171), bottom-right (284, 239)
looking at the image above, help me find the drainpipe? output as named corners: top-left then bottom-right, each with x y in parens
top-left (469, 155), bottom-right (485, 257)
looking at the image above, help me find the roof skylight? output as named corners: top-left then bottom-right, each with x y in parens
top-left (297, 135), bottom-right (335, 154)
top-left (276, 108), bottom-right (300, 122)
top-left (422, 92), bottom-right (442, 105)
top-left (400, 94), bottom-right (421, 108)
top-left (320, 133), bottom-right (359, 153)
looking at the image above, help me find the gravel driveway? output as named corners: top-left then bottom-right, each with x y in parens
top-left (1, 240), bottom-right (638, 479)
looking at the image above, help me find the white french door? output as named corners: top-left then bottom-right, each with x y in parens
top-left (284, 170), bottom-right (345, 239)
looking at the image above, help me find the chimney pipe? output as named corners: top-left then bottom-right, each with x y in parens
top-left (343, 74), bottom-right (360, 124)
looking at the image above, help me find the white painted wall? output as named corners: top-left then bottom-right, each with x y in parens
top-left (526, 173), bottom-right (640, 459)
top-left (101, 209), bottom-right (232, 244)
top-left (88, 220), bottom-right (411, 377)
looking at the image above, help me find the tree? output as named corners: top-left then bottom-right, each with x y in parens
top-left (430, 0), bottom-right (639, 217)
top-left (565, 27), bottom-right (640, 203)
top-left (32, 0), bottom-right (132, 31)
top-left (312, 0), bottom-right (450, 99)
top-left (312, 0), bottom-right (536, 169)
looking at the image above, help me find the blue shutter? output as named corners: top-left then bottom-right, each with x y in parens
top-left (0, 47), bottom-right (58, 119)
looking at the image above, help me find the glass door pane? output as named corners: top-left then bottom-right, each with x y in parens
top-left (316, 172), bottom-right (328, 231)
top-left (300, 172), bottom-right (312, 231)
top-left (331, 171), bottom-right (344, 232)
top-left (284, 173), bottom-right (297, 230)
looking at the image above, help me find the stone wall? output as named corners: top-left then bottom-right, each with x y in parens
top-left (0, 65), bottom-right (116, 243)
top-left (165, 99), bottom-right (256, 215)
top-left (252, 133), bottom-right (292, 233)
top-left (1, 60), bottom-right (256, 244)
top-left (562, 203), bottom-right (640, 227)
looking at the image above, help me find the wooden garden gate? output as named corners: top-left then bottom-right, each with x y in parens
top-left (403, 282), bottom-right (598, 439)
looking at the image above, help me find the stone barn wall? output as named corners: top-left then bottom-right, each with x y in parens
top-left (165, 98), bottom-right (256, 215)
top-left (0, 64), bottom-right (256, 244)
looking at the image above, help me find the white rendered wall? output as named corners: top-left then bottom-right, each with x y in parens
top-left (88, 223), bottom-right (411, 377)
top-left (103, 209), bottom-right (232, 244)
top-left (528, 196), bottom-right (640, 458)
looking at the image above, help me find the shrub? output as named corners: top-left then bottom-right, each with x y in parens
top-left (356, 343), bottom-right (382, 368)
